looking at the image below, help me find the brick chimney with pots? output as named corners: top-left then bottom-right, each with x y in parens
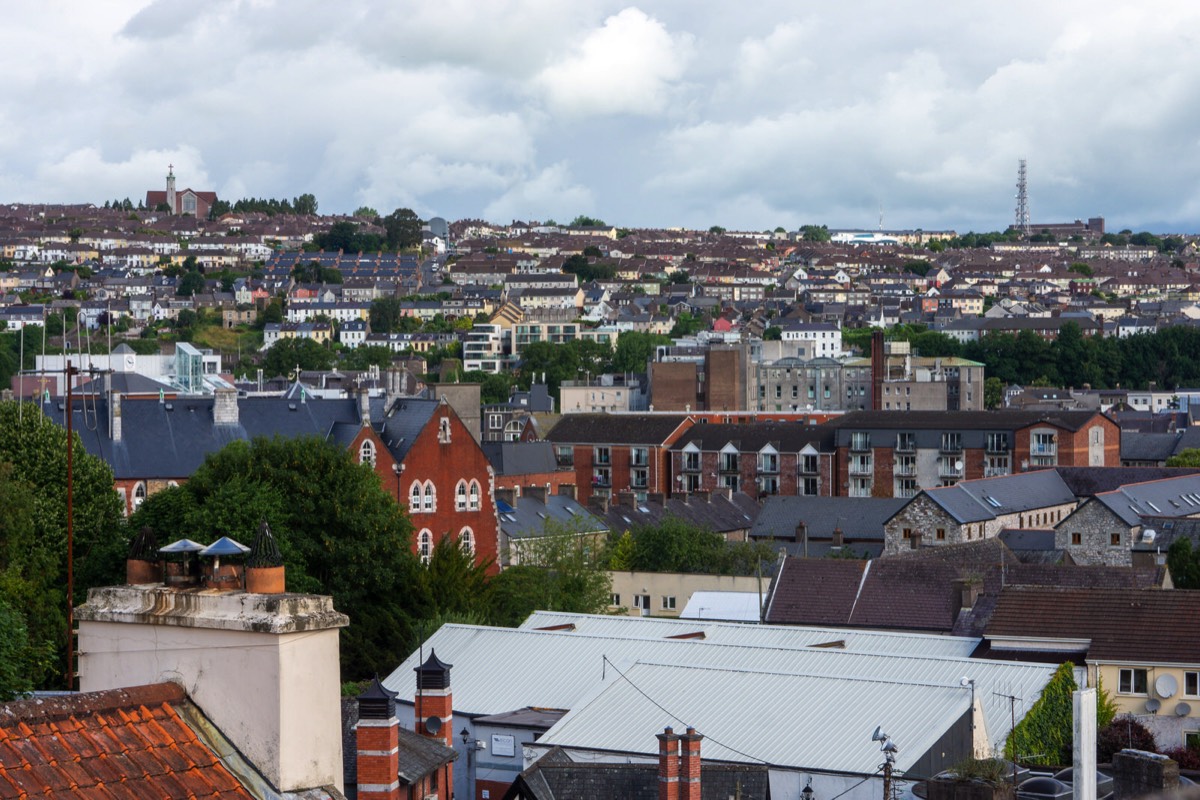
top-left (657, 727), bottom-right (680, 800)
top-left (356, 678), bottom-right (401, 800)
top-left (831, 526), bottom-right (844, 549)
top-left (680, 727), bottom-right (703, 800)
top-left (414, 650), bottom-right (455, 750)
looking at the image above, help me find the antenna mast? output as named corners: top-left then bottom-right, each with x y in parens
top-left (1015, 159), bottom-right (1030, 238)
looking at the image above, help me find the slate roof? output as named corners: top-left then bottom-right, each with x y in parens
top-left (1120, 431), bottom-right (1181, 463)
top-left (766, 540), bottom-right (1163, 635)
top-left (0, 683), bottom-right (256, 799)
top-left (916, 470), bottom-right (1078, 525)
top-left (668, 421), bottom-right (831, 452)
top-left (482, 441), bottom-right (559, 475)
top-left (602, 492), bottom-right (760, 537)
top-left (1054, 466), bottom-right (1200, 496)
top-left (507, 748), bottom-right (770, 800)
top-left (499, 495), bottom-right (608, 540)
top-left (750, 496), bottom-right (905, 543)
top-left (547, 414), bottom-right (689, 445)
top-left (984, 586), bottom-right (1200, 664)
top-left (42, 396), bottom-right (370, 479)
top-left (1091, 473), bottom-right (1200, 526)
top-left (824, 409), bottom-right (1107, 432)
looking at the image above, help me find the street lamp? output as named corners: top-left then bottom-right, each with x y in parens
top-left (392, 462), bottom-right (404, 503)
top-left (802, 778), bottom-right (815, 800)
top-left (460, 727), bottom-right (484, 800)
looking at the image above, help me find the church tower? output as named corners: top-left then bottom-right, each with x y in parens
top-left (165, 164), bottom-right (177, 215)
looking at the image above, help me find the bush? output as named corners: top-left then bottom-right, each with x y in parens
top-left (1162, 746), bottom-right (1200, 771)
top-left (950, 757), bottom-right (1010, 784)
top-left (1097, 714), bottom-right (1157, 763)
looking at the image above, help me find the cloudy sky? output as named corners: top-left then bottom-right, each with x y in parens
top-left (3, 1), bottom-right (1199, 232)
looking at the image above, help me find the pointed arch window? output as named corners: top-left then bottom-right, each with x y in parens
top-left (418, 530), bottom-right (432, 564)
top-left (456, 480), bottom-right (469, 512)
top-left (359, 439), bottom-right (376, 467)
top-left (423, 481), bottom-right (436, 512)
top-left (459, 527), bottom-right (475, 557)
top-left (409, 481), bottom-right (423, 512)
top-left (468, 480), bottom-right (481, 511)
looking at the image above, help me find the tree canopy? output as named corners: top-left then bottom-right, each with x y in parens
top-left (129, 436), bottom-right (422, 679)
top-left (262, 337), bottom-right (334, 377)
top-left (0, 402), bottom-right (127, 691)
top-left (383, 208), bottom-right (423, 250)
top-left (608, 516), bottom-right (776, 576)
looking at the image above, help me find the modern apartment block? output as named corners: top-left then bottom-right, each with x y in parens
top-left (825, 410), bottom-right (1119, 498)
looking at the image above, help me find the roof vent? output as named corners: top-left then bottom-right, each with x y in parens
top-left (1143, 529), bottom-right (1156, 543)
top-left (357, 676), bottom-right (398, 720)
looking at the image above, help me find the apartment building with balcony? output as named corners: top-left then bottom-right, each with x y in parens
top-left (825, 410), bottom-right (1119, 499)
top-left (667, 422), bottom-right (835, 498)
top-left (463, 323), bottom-right (508, 373)
top-left (546, 414), bottom-right (693, 505)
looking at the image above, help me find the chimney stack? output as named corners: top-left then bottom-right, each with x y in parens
top-left (213, 387), bottom-right (239, 427)
top-left (413, 650), bottom-right (454, 749)
top-left (526, 485), bottom-right (548, 505)
top-left (358, 388), bottom-right (371, 426)
top-left (246, 521), bottom-right (286, 594)
top-left (955, 578), bottom-right (980, 610)
top-left (356, 678), bottom-right (401, 800)
top-left (557, 483), bottom-right (577, 499)
top-left (110, 391), bottom-right (122, 442)
top-left (494, 487), bottom-right (516, 507)
top-left (657, 727), bottom-right (680, 800)
top-left (588, 494), bottom-right (610, 514)
top-left (680, 727), bottom-right (703, 800)
top-left (831, 526), bottom-right (844, 549)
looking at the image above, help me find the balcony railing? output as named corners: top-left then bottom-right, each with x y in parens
top-left (939, 440), bottom-right (963, 454)
top-left (850, 436), bottom-right (871, 452)
top-left (1031, 444), bottom-right (1057, 457)
top-left (986, 439), bottom-right (1009, 454)
top-left (895, 438), bottom-right (916, 453)
top-left (894, 463), bottom-right (916, 477)
top-left (849, 460), bottom-right (873, 476)
top-left (719, 460), bottom-right (739, 473)
top-left (631, 452), bottom-right (649, 467)
top-left (594, 451), bottom-right (611, 465)
top-left (938, 463), bottom-right (964, 479)
top-left (592, 472), bottom-right (611, 488)
top-left (682, 460), bottom-right (701, 472)
top-left (984, 467), bottom-right (1010, 477)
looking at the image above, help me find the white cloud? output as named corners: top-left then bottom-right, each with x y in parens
top-left (535, 7), bottom-right (693, 117)
top-left (483, 162), bottom-right (594, 223)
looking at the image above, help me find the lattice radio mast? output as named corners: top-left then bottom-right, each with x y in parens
top-left (1015, 159), bottom-right (1030, 237)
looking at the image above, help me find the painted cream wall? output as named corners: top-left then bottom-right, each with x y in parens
top-left (608, 571), bottom-right (770, 617)
top-left (76, 587), bottom-right (347, 794)
top-left (1092, 661), bottom-right (1200, 749)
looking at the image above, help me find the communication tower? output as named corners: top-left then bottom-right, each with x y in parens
top-left (1015, 159), bottom-right (1030, 237)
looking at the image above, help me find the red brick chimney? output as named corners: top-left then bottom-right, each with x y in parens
top-left (871, 329), bottom-right (885, 410)
top-left (657, 727), bottom-right (680, 800)
top-left (680, 727), bottom-right (703, 800)
top-left (357, 678), bottom-right (400, 800)
top-left (414, 650), bottom-right (454, 749)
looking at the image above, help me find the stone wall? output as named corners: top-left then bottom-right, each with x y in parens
top-left (1055, 499), bottom-right (1135, 566)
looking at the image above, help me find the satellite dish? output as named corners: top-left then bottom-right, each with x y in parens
top-left (425, 716), bottom-right (442, 735)
top-left (955, 460), bottom-right (964, 471)
top-left (1155, 674), bottom-right (1178, 699)
top-left (1176, 703), bottom-right (1192, 717)
top-left (1145, 698), bottom-right (1161, 714)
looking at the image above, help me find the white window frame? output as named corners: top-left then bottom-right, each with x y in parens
top-left (459, 527), bottom-right (474, 556)
top-left (661, 596), bottom-right (676, 611)
top-left (418, 530), bottom-right (432, 564)
top-left (1118, 667), bottom-right (1148, 695)
top-left (456, 480), bottom-right (468, 511)
top-left (409, 481), bottom-right (423, 512)
top-left (468, 480), bottom-right (481, 511)
top-left (423, 481), bottom-right (436, 512)
top-left (359, 439), bottom-right (375, 467)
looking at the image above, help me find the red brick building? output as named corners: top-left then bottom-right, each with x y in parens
top-left (824, 410), bottom-right (1119, 499)
top-left (546, 414), bottom-right (693, 505)
top-left (668, 421), bottom-right (836, 498)
top-left (353, 396), bottom-right (500, 573)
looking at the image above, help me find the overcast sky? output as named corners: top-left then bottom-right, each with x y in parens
top-left (3, 1), bottom-right (1199, 233)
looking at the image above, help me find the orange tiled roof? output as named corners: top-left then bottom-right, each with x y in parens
top-left (0, 683), bottom-right (255, 799)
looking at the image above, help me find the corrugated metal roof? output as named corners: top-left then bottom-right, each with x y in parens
top-left (519, 611), bottom-right (979, 658)
top-left (537, 661), bottom-right (969, 774)
top-left (387, 621), bottom-right (1055, 753)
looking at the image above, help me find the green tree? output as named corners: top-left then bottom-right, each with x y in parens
top-left (709, 225), bottom-right (726, 235)
top-left (618, 516), bottom-right (765, 575)
top-left (570, 215), bottom-right (606, 228)
top-left (984, 377), bottom-right (1004, 410)
top-left (1167, 538), bottom-right (1200, 589)
top-left (383, 208), bottom-right (422, 250)
top-left (262, 337), bottom-right (334, 376)
top-left (0, 403), bottom-right (127, 688)
top-left (354, 206), bottom-right (380, 220)
top-left (318, 221), bottom-right (359, 252)
top-left (177, 271), bottom-right (206, 297)
top-left (489, 519), bottom-right (611, 626)
top-left (1167, 448), bottom-right (1200, 468)
top-left (340, 345), bottom-right (396, 372)
top-left (131, 437), bottom-right (421, 679)
top-left (258, 300), bottom-right (284, 327)
top-left (763, 325), bottom-right (782, 341)
top-left (293, 193), bottom-right (319, 215)
top-left (669, 312), bottom-right (704, 338)
top-left (800, 224), bottom-right (830, 242)
top-left (611, 331), bottom-right (671, 373)
top-left (1068, 262), bottom-right (1094, 277)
